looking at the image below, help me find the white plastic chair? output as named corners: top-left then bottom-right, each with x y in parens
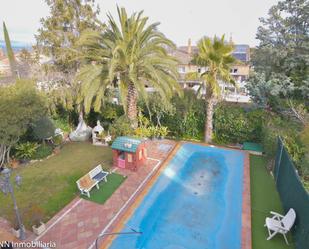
top-left (264, 208), bottom-right (296, 244)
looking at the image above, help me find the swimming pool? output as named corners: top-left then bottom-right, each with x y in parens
top-left (109, 143), bottom-right (245, 249)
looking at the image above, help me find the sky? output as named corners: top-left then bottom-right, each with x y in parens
top-left (0, 0), bottom-right (279, 47)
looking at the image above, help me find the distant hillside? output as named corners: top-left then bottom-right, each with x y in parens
top-left (0, 40), bottom-right (33, 53)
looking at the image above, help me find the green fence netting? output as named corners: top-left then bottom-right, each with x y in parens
top-left (274, 137), bottom-right (309, 249)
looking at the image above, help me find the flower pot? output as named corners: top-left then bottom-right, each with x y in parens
top-left (32, 222), bottom-right (46, 236)
top-left (11, 228), bottom-right (20, 238)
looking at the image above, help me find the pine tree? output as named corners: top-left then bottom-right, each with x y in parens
top-left (3, 22), bottom-right (17, 77)
top-left (35, 0), bottom-right (104, 74)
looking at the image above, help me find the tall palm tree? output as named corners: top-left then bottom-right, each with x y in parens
top-left (186, 36), bottom-right (236, 142)
top-left (76, 7), bottom-right (181, 127)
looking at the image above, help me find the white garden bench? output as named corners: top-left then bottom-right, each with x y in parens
top-left (76, 164), bottom-right (109, 198)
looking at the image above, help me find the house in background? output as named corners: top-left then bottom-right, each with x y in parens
top-left (170, 39), bottom-right (251, 103)
top-left (0, 57), bottom-right (10, 76)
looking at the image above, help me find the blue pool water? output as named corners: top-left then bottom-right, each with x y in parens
top-left (109, 143), bottom-right (245, 249)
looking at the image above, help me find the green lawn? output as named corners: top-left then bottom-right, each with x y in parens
top-left (250, 155), bottom-right (295, 249)
top-left (0, 142), bottom-right (114, 228)
top-left (81, 173), bottom-right (126, 204)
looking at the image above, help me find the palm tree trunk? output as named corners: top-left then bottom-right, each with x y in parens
top-left (127, 82), bottom-right (138, 128)
top-left (205, 98), bottom-right (215, 143)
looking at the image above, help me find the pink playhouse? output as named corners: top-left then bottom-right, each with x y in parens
top-left (111, 136), bottom-right (147, 171)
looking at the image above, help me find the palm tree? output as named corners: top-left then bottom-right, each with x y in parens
top-left (186, 36), bottom-right (236, 142)
top-left (76, 7), bottom-right (181, 127)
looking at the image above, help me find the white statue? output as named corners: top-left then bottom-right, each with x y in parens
top-left (69, 113), bottom-right (92, 141)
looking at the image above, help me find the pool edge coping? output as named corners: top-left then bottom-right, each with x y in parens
top-left (101, 141), bottom-right (252, 249)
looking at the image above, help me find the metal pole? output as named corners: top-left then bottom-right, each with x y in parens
top-left (1, 168), bottom-right (26, 240)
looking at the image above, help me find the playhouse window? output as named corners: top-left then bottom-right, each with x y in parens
top-left (127, 154), bottom-right (133, 162)
top-left (139, 150), bottom-right (143, 160)
top-left (119, 151), bottom-right (125, 160)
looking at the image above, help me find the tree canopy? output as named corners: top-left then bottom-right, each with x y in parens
top-left (249, 0), bottom-right (309, 102)
top-left (0, 80), bottom-right (48, 166)
top-left (76, 7), bottom-right (181, 125)
top-left (35, 0), bottom-right (104, 74)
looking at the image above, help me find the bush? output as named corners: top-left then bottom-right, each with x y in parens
top-left (135, 126), bottom-right (151, 138)
top-left (32, 145), bottom-right (53, 160)
top-left (52, 117), bottom-right (71, 133)
top-left (158, 126), bottom-right (169, 138)
top-left (15, 142), bottom-right (39, 160)
top-left (53, 135), bottom-right (63, 146)
top-left (213, 104), bottom-right (265, 144)
top-left (85, 104), bottom-right (124, 128)
top-left (134, 114), bottom-right (169, 139)
top-left (161, 90), bottom-right (205, 140)
top-left (260, 114), bottom-right (303, 159)
top-left (109, 115), bottom-right (133, 137)
top-left (32, 116), bottom-right (55, 141)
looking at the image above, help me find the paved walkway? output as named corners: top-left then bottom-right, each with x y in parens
top-left (29, 139), bottom-right (176, 249)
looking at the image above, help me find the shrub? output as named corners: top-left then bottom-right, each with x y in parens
top-left (213, 105), bottom-right (265, 144)
top-left (135, 127), bottom-right (151, 138)
top-left (53, 135), bottom-right (63, 146)
top-left (52, 117), bottom-right (71, 133)
top-left (32, 116), bottom-right (55, 141)
top-left (109, 115), bottom-right (133, 137)
top-left (158, 126), bottom-right (169, 138)
top-left (0, 80), bottom-right (47, 166)
top-left (85, 105), bottom-right (124, 128)
top-left (260, 114), bottom-right (303, 159)
top-left (134, 114), bottom-right (169, 139)
top-left (161, 90), bottom-right (205, 140)
top-left (32, 145), bottom-right (53, 160)
top-left (15, 142), bottom-right (39, 160)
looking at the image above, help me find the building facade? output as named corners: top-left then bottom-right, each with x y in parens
top-left (170, 40), bottom-right (251, 103)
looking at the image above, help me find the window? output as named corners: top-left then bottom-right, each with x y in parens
top-left (139, 150), bottom-right (143, 160)
top-left (127, 154), bottom-right (132, 163)
top-left (233, 68), bottom-right (238, 73)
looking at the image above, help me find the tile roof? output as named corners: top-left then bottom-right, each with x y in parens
top-left (169, 49), bottom-right (193, 65)
top-left (171, 43), bottom-right (250, 64)
top-left (111, 136), bottom-right (142, 153)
